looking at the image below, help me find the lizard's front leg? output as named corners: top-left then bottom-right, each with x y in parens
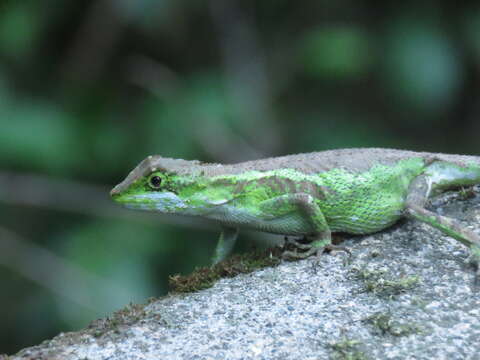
top-left (259, 193), bottom-right (338, 260)
top-left (212, 226), bottom-right (239, 265)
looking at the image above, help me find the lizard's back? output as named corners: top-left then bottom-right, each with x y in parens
top-left (200, 148), bottom-right (480, 176)
top-left (141, 148), bottom-right (480, 178)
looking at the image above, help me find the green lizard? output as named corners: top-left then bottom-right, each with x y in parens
top-left (110, 148), bottom-right (480, 268)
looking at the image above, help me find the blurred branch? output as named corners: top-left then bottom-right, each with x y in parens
top-left (0, 226), bottom-right (130, 313)
top-left (124, 56), bottom-right (265, 164)
top-left (125, 55), bottom-right (182, 100)
top-left (196, 120), bottom-right (267, 163)
top-left (0, 171), bottom-right (211, 229)
top-left (61, 0), bottom-right (123, 82)
top-left (208, 0), bottom-right (281, 156)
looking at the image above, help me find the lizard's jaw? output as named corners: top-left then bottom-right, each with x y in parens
top-left (113, 191), bottom-right (190, 214)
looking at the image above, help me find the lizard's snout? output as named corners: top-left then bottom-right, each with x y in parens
top-left (110, 186), bottom-right (121, 197)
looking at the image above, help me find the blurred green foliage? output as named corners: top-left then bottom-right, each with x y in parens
top-left (0, 2), bottom-right (41, 59)
top-left (302, 26), bottom-right (372, 78)
top-left (384, 19), bottom-right (463, 112)
top-left (1, 0), bottom-right (480, 355)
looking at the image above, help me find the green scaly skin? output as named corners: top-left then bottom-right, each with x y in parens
top-left (111, 148), bottom-right (480, 269)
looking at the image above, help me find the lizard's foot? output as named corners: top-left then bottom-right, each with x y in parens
top-left (283, 236), bottom-right (314, 250)
top-left (467, 246), bottom-right (480, 288)
top-left (282, 238), bottom-right (351, 260)
top-left (282, 246), bottom-right (319, 260)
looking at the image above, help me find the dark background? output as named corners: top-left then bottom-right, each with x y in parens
top-left (2, 0), bottom-right (480, 354)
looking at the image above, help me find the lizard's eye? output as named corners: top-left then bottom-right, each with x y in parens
top-left (149, 176), bottom-right (162, 189)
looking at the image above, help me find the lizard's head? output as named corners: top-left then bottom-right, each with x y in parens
top-left (110, 156), bottom-right (204, 214)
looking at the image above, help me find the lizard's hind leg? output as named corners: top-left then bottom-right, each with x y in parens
top-left (405, 175), bottom-right (480, 276)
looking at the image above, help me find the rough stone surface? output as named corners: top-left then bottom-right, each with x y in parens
top-left (9, 188), bottom-right (480, 360)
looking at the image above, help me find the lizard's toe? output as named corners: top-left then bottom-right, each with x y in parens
top-left (282, 249), bottom-right (312, 260)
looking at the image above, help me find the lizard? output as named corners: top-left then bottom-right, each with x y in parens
top-left (110, 148), bottom-right (480, 269)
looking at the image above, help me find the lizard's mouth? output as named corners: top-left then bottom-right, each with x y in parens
top-left (110, 184), bottom-right (121, 197)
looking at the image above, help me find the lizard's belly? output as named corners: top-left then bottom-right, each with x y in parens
top-left (205, 205), bottom-right (311, 235)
